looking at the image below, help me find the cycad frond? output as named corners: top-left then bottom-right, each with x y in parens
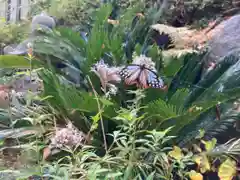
top-left (166, 51), bottom-right (205, 99)
top-left (209, 138), bottom-right (240, 157)
top-left (168, 88), bottom-right (189, 113)
top-left (146, 98), bottom-right (180, 121)
top-left (38, 69), bottom-right (94, 113)
top-left (177, 87), bottom-right (240, 147)
top-left (145, 88), bottom-right (193, 131)
top-left (184, 54), bottom-right (239, 107)
top-left (38, 70), bottom-right (118, 127)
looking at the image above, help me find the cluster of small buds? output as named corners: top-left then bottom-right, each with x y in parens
top-left (104, 83), bottom-right (118, 99)
top-left (108, 84), bottom-right (118, 95)
top-left (132, 55), bottom-right (157, 71)
top-left (91, 60), bottom-right (122, 91)
top-left (91, 60), bottom-right (122, 81)
top-left (50, 122), bottom-right (86, 149)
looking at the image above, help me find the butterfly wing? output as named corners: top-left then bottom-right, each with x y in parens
top-left (139, 68), bottom-right (150, 88)
top-left (119, 65), bottom-right (141, 86)
top-left (120, 65), bottom-right (165, 89)
top-left (146, 69), bottom-right (164, 88)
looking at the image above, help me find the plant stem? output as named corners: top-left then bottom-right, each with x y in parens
top-left (87, 76), bottom-right (108, 152)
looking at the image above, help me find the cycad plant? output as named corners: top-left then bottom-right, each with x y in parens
top-left (0, 2), bottom-right (240, 179)
top-left (0, 1), bottom-right (240, 152)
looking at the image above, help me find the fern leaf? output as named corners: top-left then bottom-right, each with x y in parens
top-left (38, 69), bottom-right (117, 118)
top-left (177, 89), bottom-right (240, 146)
top-left (146, 98), bottom-right (180, 121)
top-left (168, 88), bottom-right (189, 113)
top-left (166, 51), bottom-right (205, 100)
top-left (184, 54), bottom-right (239, 107)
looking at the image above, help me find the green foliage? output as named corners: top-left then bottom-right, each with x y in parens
top-left (2, 96), bottom-right (193, 179)
top-left (0, 2), bottom-right (240, 180)
top-left (49, 0), bottom-right (101, 27)
top-left (184, 54), bottom-right (239, 107)
top-left (2, 92), bottom-right (238, 179)
top-left (177, 54), bottom-right (240, 146)
top-left (28, 0), bottom-right (53, 16)
top-left (0, 55), bottom-right (31, 68)
top-left (0, 23), bottom-right (29, 50)
top-left (29, 0), bottom-right (102, 29)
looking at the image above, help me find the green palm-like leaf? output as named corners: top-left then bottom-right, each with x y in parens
top-left (177, 87), bottom-right (240, 146)
top-left (209, 138), bottom-right (240, 157)
top-left (33, 34), bottom-right (84, 67)
top-left (147, 98), bottom-right (179, 121)
top-left (184, 54), bottom-right (239, 107)
top-left (85, 4), bottom-right (113, 67)
top-left (162, 55), bottom-right (184, 79)
top-left (166, 51), bottom-right (206, 99)
top-left (38, 69), bottom-right (92, 113)
top-left (176, 56), bottom-right (240, 146)
top-left (146, 82), bottom-right (240, 137)
top-left (38, 70), bottom-right (118, 127)
top-left (204, 112), bottom-right (239, 142)
top-left (145, 89), bottom-right (189, 131)
top-left (168, 88), bottom-right (189, 113)
top-left (56, 27), bottom-right (87, 51)
top-left (0, 55), bottom-right (38, 68)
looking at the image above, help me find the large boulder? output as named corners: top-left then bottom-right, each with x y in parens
top-left (31, 12), bottom-right (56, 34)
top-left (3, 39), bottom-right (33, 55)
top-left (204, 14), bottom-right (240, 64)
top-left (152, 15), bottom-right (240, 72)
top-left (150, 24), bottom-right (199, 58)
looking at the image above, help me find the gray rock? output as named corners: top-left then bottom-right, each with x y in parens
top-left (204, 14), bottom-right (240, 64)
top-left (31, 12), bottom-right (56, 34)
top-left (194, 14), bottom-right (240, 79)
top-left (3, 38), bottom-right (34, 55)
top-left (3, 45), bottom-right (15, 55)
top-left (11, 73), bottom-right (42, 93)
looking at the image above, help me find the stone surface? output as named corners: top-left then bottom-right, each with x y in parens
top-left (3, 39), bottom-right (32, 55)
top-left (204, 14), bottom-right (240, 64)
top-left (151, 24), bottom-right (195, 49)
top-left (31, 12), bottom-right (56, 33)
top-left (152, 15), bottom-right (240, 69)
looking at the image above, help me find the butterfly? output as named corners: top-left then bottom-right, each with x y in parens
top-left (119, 64), bottom-right (165, 89)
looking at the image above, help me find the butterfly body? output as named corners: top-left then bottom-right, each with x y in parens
top-left (119, 64), bottom-right (165, 89)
